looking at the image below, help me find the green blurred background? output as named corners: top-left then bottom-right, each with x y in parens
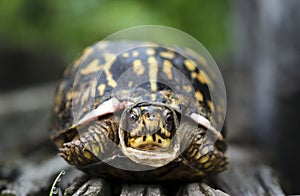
top-left (0, 0), bottom-right (229, 91)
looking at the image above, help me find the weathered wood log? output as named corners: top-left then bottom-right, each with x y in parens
top-left (0, 85), bottom-right (285, 195)
top-left (0, 145), bottom-right (284, 195)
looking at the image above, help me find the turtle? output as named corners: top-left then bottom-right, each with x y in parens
top-left (50, 40), bottom-right (228, 181)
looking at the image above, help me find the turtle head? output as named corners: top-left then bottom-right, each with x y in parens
top-left (119, 102), bottom-right (181, 167)
top-left (126, 105), bottom-right (177, 150)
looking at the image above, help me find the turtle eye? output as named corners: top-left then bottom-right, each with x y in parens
top-left (129, 108), bottom-right (140, 123)
top-left (165, 113), bottom-right (173, 124)
top-left (163, 109), bottom-right (173, 124)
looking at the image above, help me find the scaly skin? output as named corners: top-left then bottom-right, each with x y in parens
top-left (58, 118), bottom-right (227, 181)
top-left (59, 117), bottom-right (119, 166)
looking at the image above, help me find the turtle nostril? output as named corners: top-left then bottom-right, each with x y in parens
top-left (146, 113), bottom-right (156, 120)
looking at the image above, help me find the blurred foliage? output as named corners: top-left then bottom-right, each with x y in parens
top-left (0, 0), bottom-right (229, 61)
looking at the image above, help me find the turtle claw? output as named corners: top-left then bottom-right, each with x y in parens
top-left (58, 139), bottom-right (98, 166)
top-left (57, 120), bottom-right (118, 166)
top-left (58, 144), bottom-right (76, 165)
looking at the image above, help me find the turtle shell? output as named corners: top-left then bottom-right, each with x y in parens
top-left (52, 41), bottom-right (224, 134)
top-left (50, 40), bottom-right (227, 181)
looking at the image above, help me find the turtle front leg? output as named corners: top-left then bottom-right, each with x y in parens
top-left (182, 126), bottom-right (228, 177)
top-left (59, 117), bottom-right (119, 166)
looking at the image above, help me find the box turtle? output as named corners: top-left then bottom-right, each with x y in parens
top-left (50, 40), bottom-right (228, 181)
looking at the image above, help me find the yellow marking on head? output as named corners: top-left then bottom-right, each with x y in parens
top-left (207, 100), bottom-right (215, 113)
top-left (148, 57), bottom-right (159, 93)
top-left (97, 84), bottom-right (106, 96)
top-left (122, 52), bottom-right (129, 58)
top-left (160, 51), bottom-right (175, 59)
top-left (146, 48), bottom-right (155, 56)
top-left (132, 51), bottom-right (139, 57)
top-left (133, 59), bottom-right (145, 75)
top-left (195, 91), bottom-right (204, 102)
top-left (184, 59), bottom-right (196, 71)
top-left (162, 60), bottom-right (173, 80)
top-left (80, 59), bottom-right (103, 75)
top-left (103, 53), bottom-right (117, 87)
top-left (142, 116), bottom-right (160, 131)
top-left (139, 106), bottom-right (147, 111)
top-left (164, 130), bottom-right (171, 137)
top-left (183, 85), bottom-right (192, 93)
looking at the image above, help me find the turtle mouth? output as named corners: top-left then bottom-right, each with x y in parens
top-left (125, 129), bottom-right (172, 150)
top-left (119, 128), bottom-right (180, 167)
